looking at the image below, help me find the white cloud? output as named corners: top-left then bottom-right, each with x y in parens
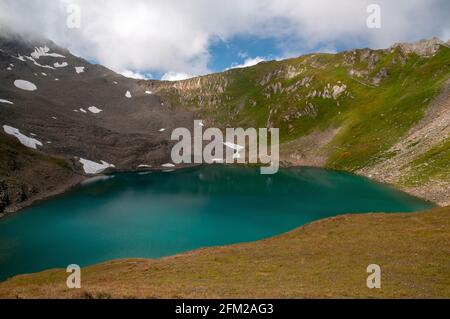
top-left (161, 71), bottom-right (194, 81)
top-left (120, 70), bottom-right (152, 80)
top-left (226, 56), bottom-right (266, 70)
top-left (238, 51), bottom-right (249, 59)
top-left (0, 0), bottom-right (449, 77)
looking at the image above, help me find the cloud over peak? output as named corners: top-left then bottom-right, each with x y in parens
top-left (1, 0), bottom-right (449, 78)
top-left (161, 71), bottom-right (194, 82)
top-left (226, 56), bottom-right (266, 70)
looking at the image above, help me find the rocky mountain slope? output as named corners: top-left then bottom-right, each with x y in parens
top-left (1, 35), bottom-right (449, 214)
top-left (0, 34), bottom-right (194, 215)
top-left (146, 38), bottom-right (450, 205)
top-left (0, 133), bottom-right (83, 213)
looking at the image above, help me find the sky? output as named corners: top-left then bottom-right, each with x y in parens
top-left (0, 0), bottom-right (449, 80)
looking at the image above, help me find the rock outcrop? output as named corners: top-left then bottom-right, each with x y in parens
top-left (391, 37), bottom-right (449, 57)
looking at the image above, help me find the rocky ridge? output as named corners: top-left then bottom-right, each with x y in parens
top-left (149, 38), bottom-right (450, 205)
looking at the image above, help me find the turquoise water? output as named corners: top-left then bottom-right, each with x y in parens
top-left (0, 166), bottom-right (433, 281)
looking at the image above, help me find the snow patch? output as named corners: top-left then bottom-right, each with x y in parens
top-left (3, 125), bottom-right (43, 149)
top-left (223, 142), bottom-right (244, 151)
top-left (88, 106), bottom-right (103, 114)
top-left (159, 128), bottom-right (166, 132)
top-left (0, 99), bottom-right (13, 105)
top-left (224, 142), bottom-right (245, 159)
top-left (125, 91), bottom-right (132, 98)
top-left (79, 108), bottom-right (87, 113)
top-left (25, 55), bottom-right (55, 70)
top-left (14, 80), bottom-right (37, 91)
top-left (54, 62), bottom-right (68, 68)
top-left (31, 46), bottom-right (65, 59)
top-left (161, 163), bottom-right (175, 168)
top-left (79, 158), bottom-right (115, 175)
top-left (75, 66), bottom-right (85, 74)
top-left (145, 91), bottom-right (153, 94)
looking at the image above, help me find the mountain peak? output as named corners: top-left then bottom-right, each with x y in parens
top-left (391, 37), bottom-right (448, 57)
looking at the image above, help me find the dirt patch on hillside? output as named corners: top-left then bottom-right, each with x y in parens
top-left (280, 127), bottom-right (341, 167)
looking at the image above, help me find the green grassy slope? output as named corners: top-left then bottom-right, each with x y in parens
top-left (327, 47), bottom-right (450, 171)
top-left (148, 44), bottom-right (450, 205)
top-left (401, 138), bottom-right (450, 187)
top-left (152, 45), bottom-right (450, 174)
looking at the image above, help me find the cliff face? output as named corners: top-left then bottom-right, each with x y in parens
top-left (0, 134), bottom-right (83, 216)
top-left (391, 37), bottom-right (449, 57)
top-left (146, 73), bottom-right (231, 118)
top-left (146, 39), bottom-right (450, 205)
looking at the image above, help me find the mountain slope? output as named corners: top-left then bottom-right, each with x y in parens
top-left (145, 38), bottom-right (450, 205)
top-left (0, 133), bottom-right (82, 214)
top-left (0, 35), bottom-right (194, 166)
top-left (0, 35), bottom-right (449, 298)
top-left (1, 36), bottom-right (449, 214)
top-left (0, 34), bottom-right (195, 214)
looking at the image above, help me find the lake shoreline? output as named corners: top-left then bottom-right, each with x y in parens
top-left (1, 174), bottom-right (85, 219)
top-left (0, 165), bottom-right (434, 281)
top-left (1, 163), bottom-right (442, 220)
top-left (1, 205), bottom-right (448, 298)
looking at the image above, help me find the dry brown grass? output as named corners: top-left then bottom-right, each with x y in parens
top-left (0, 206), bottom-right (449, 299)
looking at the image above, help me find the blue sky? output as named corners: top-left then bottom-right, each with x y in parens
top-left (208, 36), bottom-right (283, 72)
top-left (146, 36), bottom-right (288, 80)
top-left (135, 34), bottom-right (373, 80)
